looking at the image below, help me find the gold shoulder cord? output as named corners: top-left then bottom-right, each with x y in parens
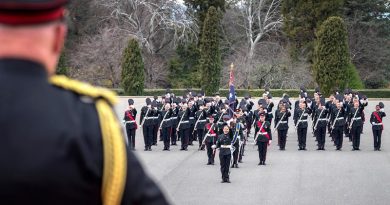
top-left (50, 75), bottom-right (127, 205)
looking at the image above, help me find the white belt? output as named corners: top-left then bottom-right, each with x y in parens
top-left (181, 121), bottom-right (189, 123)
top-left (206, 134), bottom-right (216, 136)
top-left (146, 117), bottom-right (158, 119)
top-left (198, 119), bottom-right (207, 122)
top-left (170, 117), bottom-right (178, 120)
top-left (279, 121), bottom-right (287, 124)
top-left (318, 118), bottom-right (328, 121)
top-left (189, 117), bottom-right (195, 119)
top-left (221, 145), bottom-right (231, 148)
top-left (258, 132), bottom-right (268, 135)
top-left (353, 117), bottom-right (361, 121)
top-left (125, 120), bottom-right (136, 124)
top-left (218, 122), bottom-right (224, 124)
top-left (298, 119), bottom-right (308, 122)
top-left (163, 119), bottom-right (170, 122)
top-left (372, 122), bottom-right (383, 125)
top-left (336, 117), bottom-right (344, 120)
top-left (268, 112), bottom-right (272, 114)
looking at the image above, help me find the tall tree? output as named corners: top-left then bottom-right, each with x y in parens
top-left (199, 6), bottom-right (222, 94)
top-left (343, 0), bottom-right (390, 88)
top-left (282, 0), bottom-right (344, 61)
top-left (121, 39), bottom-right (145, 95)
top-left (313, 16), bottom-right (352, 95)
top-left (184, 0), bottom-right (226, 42)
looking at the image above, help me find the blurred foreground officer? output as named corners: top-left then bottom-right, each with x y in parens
top-left (0, 1), bottom-right (169, 205)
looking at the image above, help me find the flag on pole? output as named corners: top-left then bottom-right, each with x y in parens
top-left (228, 63), bottom-right (235, 117)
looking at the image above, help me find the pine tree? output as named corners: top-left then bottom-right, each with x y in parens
top-left (184, 0), bottom-right (225, 42)
top-left (199, 6), bottom-right (222, 94)
top-left (121, 39), bottom-right (144, 95)
top-left (282, 0), bottom-right (344, 60)
top-left (313, 16), bottom-right (352, 95)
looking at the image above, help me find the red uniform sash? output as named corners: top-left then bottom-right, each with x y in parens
top-left (257, 121), bottom-right (270, 140)
top-left (373, 111), bottom-right (383, 129)
top-left (126, 111), bottom-right (138, 129)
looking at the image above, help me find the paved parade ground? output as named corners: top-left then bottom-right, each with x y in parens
top-left (115, 97), bottom-right (390, 205)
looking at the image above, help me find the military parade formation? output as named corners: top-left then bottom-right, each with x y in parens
top-left (123, 87), bottom-right (386, 183)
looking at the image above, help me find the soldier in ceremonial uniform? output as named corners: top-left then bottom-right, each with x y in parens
top-left (313, 98), bottom-right (328, 150)
top-left (123, 99), bottom-right (138, 150)
top-left (214, 125), bottom-right (233, 183)
top-left (177, 102), bottom-right (191, 151)
top-left (170, 99), bottom-right (180, 145)
top-left (370, 102), bottom-right (386, 151)
top-left (0, 1), bottom-right (168, 204)
top-left (330, 96), bottom-right (346, 150)
top-left (275, 101), bottom-right (291, 150)
top-left (229, 110), bottom-right (244, 168)
top-left (140, 98), bottom-right (156, 151)
top-left (348, 98), bottom-right (367, 150)
top-left (194, 101), bottom-right (208, 150)
top-left (159, 103), bottom-right (172, 151)
top-left (294, 100), bottom-right (312, 150)
top-left (203, 116), bottom-right (218, 165)
top-left (255, 113), bottom-right (272, 165)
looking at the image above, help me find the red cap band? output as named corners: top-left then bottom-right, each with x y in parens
top-left (0, 7), bottom-right (64, 25)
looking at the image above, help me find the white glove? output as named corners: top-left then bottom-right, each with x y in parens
top-left (268, 140), bottom-right (272, 146)
top-left (211, 145), bottom-right (217, 149)
top-left (380, 108), bottom-right (385, 112)
top-left (122, 120), bottom-right (126, 124)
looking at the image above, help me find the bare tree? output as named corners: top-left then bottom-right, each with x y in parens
top-left (96, 0), bottom-right (198, 54)
top-left (68, 27), bottom-right (128, 88)
top-left (225, 0), bottom-right (282, 87)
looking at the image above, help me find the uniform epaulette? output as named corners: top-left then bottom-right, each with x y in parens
top-left (49, 75), bottom-right (118, 105)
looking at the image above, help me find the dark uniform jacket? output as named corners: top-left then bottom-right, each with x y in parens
top-left (170, 107), bottom-right (180, 126)
top-left (255, 121), bottom-right (272, 143)
top-left (348, 105), bottom-right (365, 128)
top-left (140, 106), bottom-right (157, 126)
top-left (0, 59), bottom-right (168, 205)
top-left (178, 109), bottom-right (191, 129)
top-left (331, 107), bottom-right (346, 128)
top-left (159, 109), bottom-right (172, 128)
top-left (195, 109), bottom-right (208, 129)
top-left (216, 133), bottom-right (233, 155)
top-left (314, 108), bottom-right (329, 128)
top-left (266, 102), bottom-right (274, 121)
top-left (123, 109), bottom-right (138, 129)
top-left (370, 111), bottom-right (386, 130)
top-left (274, 110), bottom-right (291, 130)
top-left (294, 108), bottom-right (312, 128)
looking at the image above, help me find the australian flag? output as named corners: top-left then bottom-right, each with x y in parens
top-left (228, 65), bottom-right (235, 117)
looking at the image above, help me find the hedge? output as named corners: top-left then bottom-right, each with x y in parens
top-left (111, 88), bottom-right (390, 98)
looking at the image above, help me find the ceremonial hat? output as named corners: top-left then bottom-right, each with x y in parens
top-left (153, 95), bottom-right (158, 100)
top-left (145, 98), bottom-right (152, 105)
top-left (335, 94), bottom-right (343, 102)
top-left (267, 94), bottom-right (273, 99)
top-left (264, 87), bottom-right (270, 92)
top-left (166, 88), bottom-right (171, 94)
top-left (151, 101), bottom-right (158, 107)
top-left (197, 100), bottom-right (204, 106)
top-left (128, 99), bottom-right (134, 105)
top-left (0, 0), bottom-right (68, 25)
top-left (258, 99), bottom-right (267, 107)
top-left (224, 99), bottom-right (229, 105)
top-left (300, 85), bottom-right (307, 93)
top-left (315, 87), bottom-right (321, 93)
top-left (379, 102), bottom-right (384, 109)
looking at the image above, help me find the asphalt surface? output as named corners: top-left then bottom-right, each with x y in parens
top-left (114, 98), bottom-right (390, 205)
